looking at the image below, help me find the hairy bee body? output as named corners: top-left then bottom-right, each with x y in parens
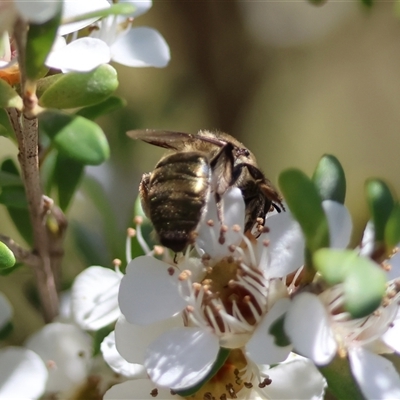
top-left (128, 129), bottom-right (284, 253)
top-left (141, 152), bottom-right (211, 252)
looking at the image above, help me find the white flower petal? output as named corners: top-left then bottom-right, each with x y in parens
top-left (387, 251), bottom-right (400, 281)
top-left (196, 188), bottom-right (245, 259)
top-left (261, 356), bottom-right (326, 400)
top-left (119, 256), bottom-right (186, 325)
top-left (0, 347), bottom-right (48, 400)
top-left (349, 347), bottom-right (400, 400)
top-left (114, 314), bottom-right (183, 365)
top-left (101, 330), bottom-right (146, 378)
top-left (59, 0), bottom-right (111, 36)
top-left (360, 220), bottom-right (375, 257)
top-left (14, 0), bottom-right (61, 24)
top-left (284, 293), bottom-right (337, 366)
top-left (0, 291), bottom-right (12, 330)
top-left (25, 323), bottom-right (92, 393)
top-left (262, 210), bottom-right (305, 278)
top-left (322, 200), bottom-right (352, 249)
top-left (71, 266), bottom-right (122, 330)
top-left (104, 379), bottom-right (175, 400)
top-left (145, 327), bottom-right (219, 389)
top-left (111, 27), bottom-right (170, 68)
top-left (46, 37), bottom-right (111, 72)
top-left (246, 298), bottom-right (292, 365)
top-left (381, 305), bottom-right (400, 353)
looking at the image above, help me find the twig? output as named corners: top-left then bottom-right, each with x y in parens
top-left (0, 234), bottom-right (41, 268)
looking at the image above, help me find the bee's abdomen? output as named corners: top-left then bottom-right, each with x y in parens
top-left (148, 152), bottom-right (211, 252)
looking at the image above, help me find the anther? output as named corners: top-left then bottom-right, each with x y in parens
top-left (150, 388), bottom-right (158, 397)
top-left (179, 270), bottom-right (192, 281)
top-left (167, 267), bottom-right (175, 276)
top-left (226, 383), bottom-right (237, 398)
top-left (258, 377), bottom-right (272, 388)
top-left (113, 258), bottom-right (122, 268)
top-left (207, 219), bottom-right (214, 227)
top-left (232, 224), bottom-right (241, 232)
top-left (170, 389), bottom-right (176, 395)
top-left (261, 226), bottom-right (270, 234)
top-left (228, 245), bottom-right (236, 253)
top-left (186, 305), bottom-right (195, 312)
top-left (127, 228), bottom-right (136, 237)
top-left (244, 382), bottom-right (253, 389)
top-left (134, 216), bottom-right (143, 225)
top-left (262, 239), bottom-right (270, 247)
top-left (220, 394), bottom-right (227, 400)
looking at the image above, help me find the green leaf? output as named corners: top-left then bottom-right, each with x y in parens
top-left (361, 0), bottom-right (373, 7)
top-left (0, 186), bottom-right (28, 209)
top-left (344, 257), bottom-right (386, 318)
top-left (39, 64), bottom-right (118, 109)
top-left (76, 96), bottom-right (126, 120)
top-left (53, 154), bottom-right (84, 211)
top-left (312, 154), bottom-right (346, 204)
top-left (40, 111), bottom-right (110, 165)
top-left (319, 355), bottom-right (364, 400)
top-left (62, 3), bottom-right (135, 25)
top-left (385, 202), bottom-right (400, 250)
top-left (0, 241), bottom-right (16, 270)
top-left (314, 248), bottom-right (386, 318)
top-left (0, 80), bottom-right (23, 109)
top-left (1, 159), bottom-right (33, 245)
top-left (279, 168), bottom-right (330, 255)
top-left (0, 171), bottom-right (23, 186)
top-left (36, 73), bottom-right (63, 98)
top-left (313, 249), bottom-right (358, 285)
top-left (25, 2), bottom-right (62, 80)
top-left (175, 348), bottom-right (230, 397)
top-left (0, 321), bottom-right (13, 340)
top-left (0, 108), bottom-right (15, 140)
top-left (365, 179), bottom-right (394, 243)
top-left (268, 315), bottom-right (291, 347)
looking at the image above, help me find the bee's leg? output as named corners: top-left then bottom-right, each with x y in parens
top-left (210, 143), bottom-right (235, 244)
top-left (138, 172), bottom-right (152, 218)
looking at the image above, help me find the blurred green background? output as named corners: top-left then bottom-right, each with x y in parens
top-left (1, 0), bottom-right (400, 337)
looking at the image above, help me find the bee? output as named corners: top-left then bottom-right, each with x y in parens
top-left (127, 129), bottom-right (284, 253)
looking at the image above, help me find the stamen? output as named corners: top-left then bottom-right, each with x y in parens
top-left (239, 233), bottom-right (257, 267)
top-left (125, 228), bottom-right (135, 263)
top-left (134, 217), bottom-right (152, 255)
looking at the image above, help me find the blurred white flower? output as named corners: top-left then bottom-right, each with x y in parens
top-left (284, 250), bottom-right (400, 400)
top-left (46, 0), bottom-right (170, 72)
top-left (25, 322), bottom-right (93, 394)
top-left (0, 291), bottom-right (12, 330)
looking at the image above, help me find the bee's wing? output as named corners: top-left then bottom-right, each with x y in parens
top-left (126, 129), bottom-right (227, 150)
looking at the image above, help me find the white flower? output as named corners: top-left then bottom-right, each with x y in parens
top-left (116, 188), bottom-right (295, 392)
top-left (46, 0), bottom-right (170, 72)
top-left (71, 265), bottom-right (123, 330)
top-left (284, 252), bottom-right (400, 400)
top-left (25, 322), bottom-right (93, 394)
top-left (0, 347), bottom-right (48, 400)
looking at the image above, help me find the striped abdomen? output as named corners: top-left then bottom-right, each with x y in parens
top-left (147, 151), bottom-right (211, 252)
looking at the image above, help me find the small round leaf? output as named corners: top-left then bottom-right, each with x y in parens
top-left (39, 64), bottom-right (118, 109)
top-left (0, 241), bottom-right (16, 270)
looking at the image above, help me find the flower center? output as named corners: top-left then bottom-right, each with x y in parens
top-left (179, 255), bottom-right (269, 345)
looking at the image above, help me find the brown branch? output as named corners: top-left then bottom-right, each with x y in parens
top-left (0, 234), bottom-right (41, 268)
top-left (9, 18), bottom-right (61, 322)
